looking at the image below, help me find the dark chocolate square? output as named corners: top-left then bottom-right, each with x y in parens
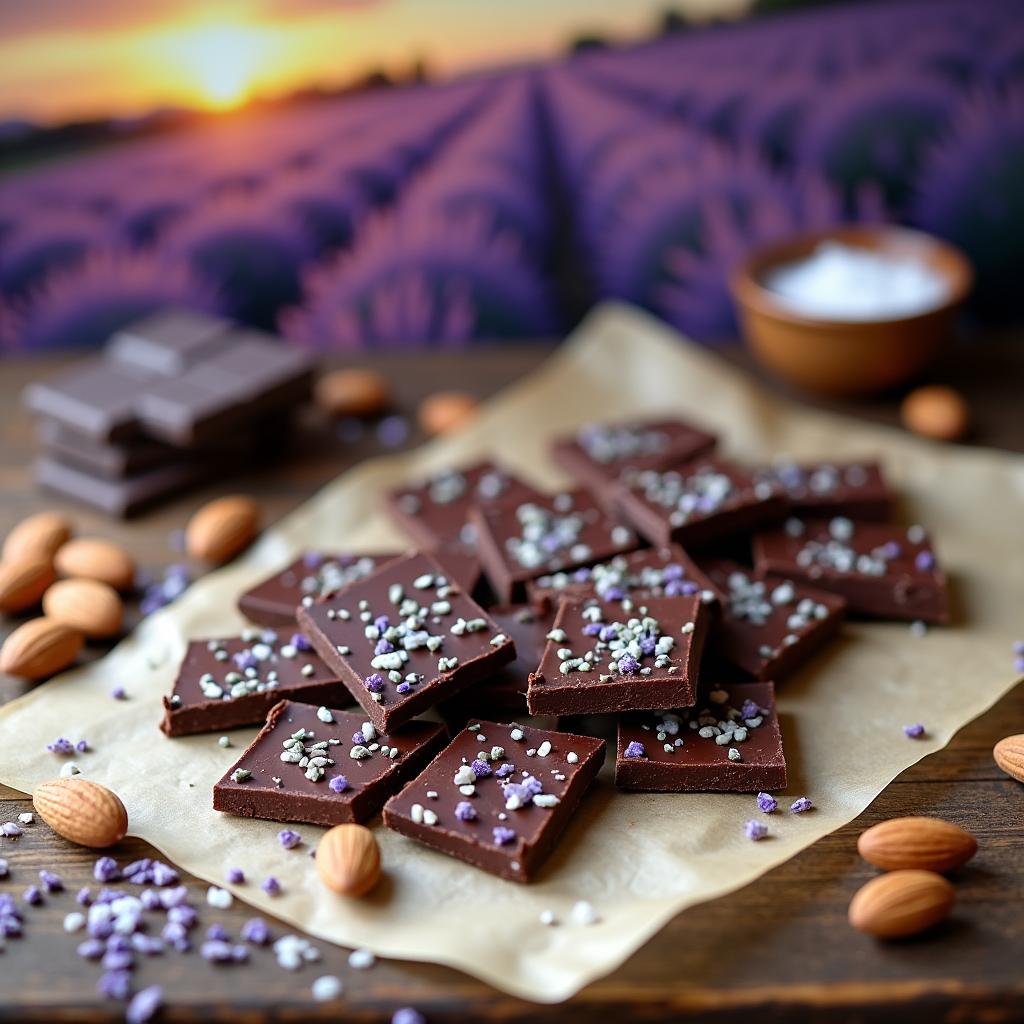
top-left (108, 307), bottom-right (232, 377)
top-left (386, 461), bottom-right (542, 552)
top-left (527, 594), bottom-right (709, 716)
top-left (752, 517), bottom-right (950, 623)
top-left (615, 681), bottom-right (786, 792)
top-left (753, 461), bottom-right (894, 521)
top-left (160, 629), bottom-right (346, 737)
top-left (614, 456), bottom-right (786, 549)
top-left (383, 719), bottom-right (605, 882)
top-left (296, 551), bottom-right (516, 732)
top-left (213, 700), bottom-right (447, 826)
top-left (699, 559), bottom-right (846, 680)
top-left (470, 489), bottom-right (639, 604)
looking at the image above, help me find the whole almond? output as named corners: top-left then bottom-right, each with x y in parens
top-left (315, 368), bottom-right (391, 418)
top-left (857, 816), bottom-right (977, 873)
top-left (54, 538), bottom-right (135, 591)
top-left (316, 823), bottom-right (381, 897)
top-left (848, 869), bottom-right (954, 939)
top-left (2, 511), bottom-right (72, 563)
top-left (993, 734), bottom-right (1024, 783)
top-left (0, 616), bottom-right (83, 678)
top-left (418, 391), bottom-right (479, 437)
top-left (0, 557), bottom-right (55, 614)
top-left (186, 495), bottom-right (260, 563)
top-left (33, 777), bottom-right (128, 848)
top-left (43, 578), bottom-right (124, 639)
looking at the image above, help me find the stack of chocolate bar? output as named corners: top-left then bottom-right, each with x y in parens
top-left (23, 308), bottom-right (314, 516)
top-left (159, 419), bottom-right (950, 885)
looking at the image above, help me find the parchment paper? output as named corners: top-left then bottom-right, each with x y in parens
top-left (1, 303), bottom-right (1021, 1003)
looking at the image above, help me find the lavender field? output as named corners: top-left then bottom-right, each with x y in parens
top-left (0, 0), bottom-right (1020, 352)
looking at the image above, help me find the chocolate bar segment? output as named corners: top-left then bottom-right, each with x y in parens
top-left (699, 559), bottom-right (846, 681)
top-left (107, 307), bottom-right (233, 377)
top-left (526, 544), bottom-right (720, 615)
top-left (296, 551), bottom-right (515, 732)
top-left (753, 517), bottom-right (950, 623)
top-left (470, 489), bottom-right (639, 604)
top-left (551, 418), bottom-right (717, 488)
top-left (383, 719), bottom-right (605, 882)
top-left (160, 629), bottom-right (346, 737)
top-left (615, 682), bottom-right (786, 792)
top-left (527, 595), bottom-right (709, 716)
top-left (753, 461), bottom-right (894, 521)
top-left (614, 456), bottom-right (786, 549)
top-left (386, 462), bottom-right (541, 552)
top-left (213, 700), bottom-right (446, 826)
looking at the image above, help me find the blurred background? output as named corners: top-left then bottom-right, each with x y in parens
top-left (0, 0), bottom-right (1020, 353)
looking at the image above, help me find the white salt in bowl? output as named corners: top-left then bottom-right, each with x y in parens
top-left (730, 225), bottom-right (973, 396)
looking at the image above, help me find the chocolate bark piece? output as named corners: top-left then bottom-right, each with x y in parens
top-left (386, 461), bottom-right (541, 552)
top-left (213, 700), bottom-right (447, 826)
top-left (440, 605), bottom-right (547, 720)
top-left (469, 489), bottom-right (639, 605)
top-left (160, 629), bottom-right (346, 737)
top-left (383, 719), bottom-right (605, 883)
top-left (23, 358), bottom-right (153, 442)
top-left (296, 551), bottom-right (516, 732)
top-left (107, 307), bottom-right (233, 377)
top-left (551, 418), bottom-right (717, 488)
top-left (36, 419), bottom-right (181, 479)
top-left (614, 456), bottom-right (786, 549)
top-left (753, 517), bottom-right (950, 623)
top-left (527, 594), bottom-right (709, 716)
top-left (699, 559), bottom-right (846, 681)
top-left (615, 681), bottom-right (786, 792)
top-left (526, 544), bottom-right (721, 615)
top-left (753, 461), bottom-right (894, 521)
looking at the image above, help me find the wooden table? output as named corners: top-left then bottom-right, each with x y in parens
top-left (1, 338), bottom-right (1022, 1022)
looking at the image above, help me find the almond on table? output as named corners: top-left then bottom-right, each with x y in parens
top-left (43, 578), bottom-right (123, 639)
top-left (848, 869), bottom-right (955, 939)
top-left (2, 510), bottom-right (73, 563)
top-left (53, 537), bottom-right (135, 591)
top-left (185, 495), bottom-right (260, 563)
top-left (0, 557), bottom-right (55, 615)
top-left (33, 778), bottom-right (128, 848)
top-left (0, 617), bottom-right (83, 678)
top-left (857, 817), bottom-right (977, 873)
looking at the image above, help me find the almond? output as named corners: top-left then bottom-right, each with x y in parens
top-left (848, 869), bottom-right (954, 938)
top-left (315, 368), bottom-right (391, 418)
top-left (316, 823), bottom-right (381, 896)
top-left (857, 816), bottom-right (977, 873)
top-left (2, 511), bottom-right (72, 563)
top-left (54, 538), bottom-right (135, 591)
top-left (0, 616), bottom-right (83, 678)
top-left (993, 734), bottom-right (1024, 783)
top-left (186, 495), bottom-right (260, 563)
top-left (33, 777), bottom-right (128, 848)
top-left (0, 557), bottom-right (55, 614)
top-left (418, 391), bottom-right (479, 436)
top-left (43, 578), bottom-right (123, 639)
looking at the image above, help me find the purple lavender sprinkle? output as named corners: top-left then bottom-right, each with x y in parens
top-left (233, 650), bottom-right (258, 671)
top-left (617, 653), bottom-right (640, 675)
top-left (77, 886), bottom-right (93, 906)
top-left (377, 414), bottom-right (409, 448)
top-left (392, 1010), bottom-right (427, 1024)
top-left (329, 775), bottom-right (350, 794)
top-left (904, 723), bottom-right (926, 739)
top-left (1013, 641), bottom-right (1024, 656)
top-left (756, 792), bottom-right (777, 814)
top-left (290, 632), bottom-right (312, 651)
top-left (97, 970), bottom-right (132, 1000)
top-left (396, 682), bottom-right (411, 694)
top-left (140, 889), bottom-right (162, 911)
top-left (639, 636), bottom-right (658, 656)
top-left (744, 820), bottom-right (768, 841)
top-left (623, 741), bottom-right (646, 759)
top-left (1014, 656), bottom-right (1024, 674)
top-left (75, 739), bottom-right (89, 753)
top-left (101, 949), bottom-right (134, 972)
top-left (226, 867), bottom-right (245, 884)
top-left (39, 869), bottom-right (63, 892)
top-left (599, 625), bottom-right (617, 643)
top-left (740, 699), bottom-right (763, 720)
top-left (241, 917), bottom-right (271, 945)
top-left (278, 829), bottom-right (302, 850)
top-left (167, 905), bottom-right (197, 928)
top-left (374, 638), bottom-right (394, 656)
top-left (201, 939), bottom-right (234, 962)
top-left (77, 938), bottom-right (105, 960)
top-left (206, 923), bottom-right (229, 942)
top-left (373, 615), bottom-right (390, 633)
top-left (161, 921), bottom-right (188, 945)
top-left (106, 935), bottom-right (131, 954)
top-left (790, 796), bottom-right (813, 814)
top-left (111, 685), bottom-right (127, 700)
top-left (23, 885), bottom-right (43, 905)
top-left (604, 586), bottom-right (625, 601)
top-left (126, 985), bottom-right (163, 1024)
top-left (470, 759), bottom-right (492, 779)
top-left (914, 550), bottom-right (935, 572)
top-left (159, 885), bottom-right (188, 909)
top-left (231, 943), bottom-right (250, 962)
top-left (152, 861), bottom-right (178, 887)
top-left (47, 737), bottom-right (74, 755)
top-left (582, 622), bottom-right (603, 637)
top-left (492, 826), bottom-right (516, 846)
top-left (1, 822), bottom-right (23, 837)
top-left (261, 876), bottom-right (282, 897)
top-left (454, 801), bottom-right (476, 822)
top-left (494, 762), bottom-right (515, 779)
top-left (364, 673), bottom-right (384, 693)
top-left (132, 934), bottom-right (165, 958)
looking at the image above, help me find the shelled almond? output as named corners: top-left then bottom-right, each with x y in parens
top-left (315, 368), bottom-right (391, 418)
top-left (848, 869), bottom-right (954, 939)
top-left (0, 556), bottom-right (55, 614)
top-left (43, 578), bottom-right (124, 639)
top-left (2, 510), bottom-right (72, 563)
top-left (33, 777), bottom-right (128, 848)
top-left (54, 537), bottom-right (135, 591)
top-left (418, 391), bottom-right (479, 436)
top-left (185, 495), bottom-right (260, 563)
top-left (857, 816), bottom-right (977, 873)
top-left (0, 616), bottom-right (83, 678)
top-left (316, 823), bottom-right (381, 896)
top-left (993, 735), bottom-right (1024, 783)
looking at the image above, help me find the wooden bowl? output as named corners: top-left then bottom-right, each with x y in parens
top-left (730, 225), bottom-right (973, 396)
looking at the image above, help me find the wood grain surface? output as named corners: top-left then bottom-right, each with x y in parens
top-left (0, 337), bottom-right (1022, 1022)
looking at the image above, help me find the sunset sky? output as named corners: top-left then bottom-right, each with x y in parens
top-left (0, 0), bottom-right (749, 125)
